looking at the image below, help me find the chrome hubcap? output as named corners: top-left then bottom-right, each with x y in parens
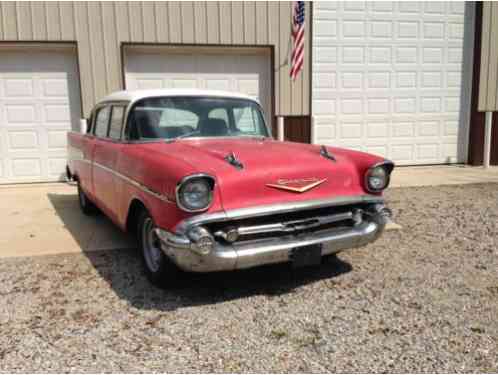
top-left (142, 218), bottom-right (162, 273)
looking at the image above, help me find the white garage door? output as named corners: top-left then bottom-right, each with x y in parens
top-left (124, 48), bottom-right (272, 123)
top-left (0, 48), bottom-right (82, 183)
top-left (312, 2), bottom-right (474, 165)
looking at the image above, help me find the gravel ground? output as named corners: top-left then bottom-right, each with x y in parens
top-left (1, 183), bottom-right (497, 373)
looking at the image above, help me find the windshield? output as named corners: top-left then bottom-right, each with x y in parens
top-left (126, 96), bottom-right (269, 141)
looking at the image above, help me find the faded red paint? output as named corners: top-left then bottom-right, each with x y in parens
top-left (68, 134), bottom-right (387, 233)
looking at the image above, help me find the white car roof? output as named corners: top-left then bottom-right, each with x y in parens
top-left (99, 89), bottom-right (260, 106)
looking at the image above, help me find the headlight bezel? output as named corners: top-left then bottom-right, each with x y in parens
top-left (364, 161), bottom-right (394, 193)
top-left (175, 174), bottom-right (215, 213)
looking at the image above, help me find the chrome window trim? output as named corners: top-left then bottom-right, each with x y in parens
top-left (176, 194), bottom-right (384, 233)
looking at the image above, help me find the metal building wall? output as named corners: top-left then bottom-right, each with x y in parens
top-left (0, 1), bottom-right (310, 117)
top-left (478, 1), bottom-right (498, 111)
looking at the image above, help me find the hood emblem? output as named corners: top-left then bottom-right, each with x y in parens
top-left (266, 178), bottom-right (327, 193)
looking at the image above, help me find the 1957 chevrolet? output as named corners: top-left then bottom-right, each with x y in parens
top-left (67, 89), bottom-right (394, 287)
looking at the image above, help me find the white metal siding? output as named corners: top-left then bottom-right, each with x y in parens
top-left (0, 49), bottom-right (82, 183)
top-left (124, 48), bottom-right (272, 123)
top-left (312, 2), bottom-right (475, 165)
top-left (478, 2), bottom-right (498, 111)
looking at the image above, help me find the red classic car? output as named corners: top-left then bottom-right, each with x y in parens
top-left (67, 89), bottom-right (394, 287)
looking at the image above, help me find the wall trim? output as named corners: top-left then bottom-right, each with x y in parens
top-left (468, 2), bottom-right (498, 165)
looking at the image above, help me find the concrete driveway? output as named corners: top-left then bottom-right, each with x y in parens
top-left (1, 165), bottom-right (497, 258)
top-left (0, 183), bottom-right (134, 258)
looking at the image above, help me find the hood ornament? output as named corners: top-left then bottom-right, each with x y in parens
top-left (320, 145), bottom-right (336, 162)
top-left (224, 151), bottom-right (244, 170)
top-left (266, 178), bottom-right (327, 193)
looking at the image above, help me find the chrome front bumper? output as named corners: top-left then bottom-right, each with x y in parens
top-left (155, 195), bottom-right (389, 272)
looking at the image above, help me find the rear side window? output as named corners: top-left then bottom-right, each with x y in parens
top-left (109, 106), bottom-right (125, 140)
top-left (94, 106), bottom-right (111, 138)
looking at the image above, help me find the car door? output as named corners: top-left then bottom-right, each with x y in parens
top-left (77, 112), bottom-right (97, 200)
top-left (91, 105), bottom-right (113, 215)
top-left (92, 104), bottom-right (126, 220)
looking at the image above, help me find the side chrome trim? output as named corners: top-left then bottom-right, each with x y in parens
top-left (91, 161), bottom-right (174, 204)
top-left (75, 158), bottom-right (92, 165)
top-left (176, 194), bottom-right (384, 233)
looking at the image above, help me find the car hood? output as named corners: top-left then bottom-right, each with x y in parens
top-left (149, 138), bottom-right (384, 211)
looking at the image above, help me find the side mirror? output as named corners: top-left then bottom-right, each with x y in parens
top-left (80, 118), bottom-right (88, 134)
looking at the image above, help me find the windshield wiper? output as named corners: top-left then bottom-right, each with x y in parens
top-left (165, 131), bottom-right (199, 143)
top-left (175, 131), bottom-right (199, 139)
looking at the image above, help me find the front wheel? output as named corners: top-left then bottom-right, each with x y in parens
top-left (137, 210), bottom-right (181, 288)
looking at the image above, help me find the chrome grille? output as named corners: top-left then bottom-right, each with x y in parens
top-left (208, 204), bottom-right (370, 244)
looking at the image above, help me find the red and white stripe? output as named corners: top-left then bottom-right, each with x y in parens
top-left (290, 1), bottom-right (305, 81)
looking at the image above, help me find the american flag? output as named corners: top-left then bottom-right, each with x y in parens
top-left (290, 1), bottom-right (305, 81)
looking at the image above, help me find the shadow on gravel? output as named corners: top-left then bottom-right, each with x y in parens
top-left (85, 248), bottom-right (352, 311)
top-left (48, 192), bottom-right (352, 311)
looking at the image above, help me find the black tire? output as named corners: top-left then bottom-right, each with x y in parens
top-left (137, 209), bottom-right (182, 288)
top-left (77, 181), bottom-right (97, 215)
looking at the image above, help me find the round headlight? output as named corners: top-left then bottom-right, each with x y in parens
top-left (366, 166), bottom-right (388, 192)
top-left (176, 176), bottom-right (214, 212)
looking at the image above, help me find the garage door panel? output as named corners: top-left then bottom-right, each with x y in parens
top-left (41, 78), bottom-right (69, 98)
top-left (339, 121), bottom-right (362, 139)
top-left (43, 103), bottom-right (71, 123)
top-left (366, 145), bottom-right (389, 157)
top-left (11, 158), bottom-right (42, 178)
top-left (0, 49), bottom-right (81, 183)
top-left (205, 79), bottom-right (231, 91)
top-left (47, 157), bottom-right (67, 178)
top-left (164, 56), bottom-right (197, 72)
top-left (171, 78), bottom-right (198, 89)
top-left (4, 78), bottom-right (34, 97)
top-left (8, 131), bottom-right (39, 151)
top-left (236, 79), bottom-right (259, 99)
top-left (125, 49), bottom-right (271, 122)
top-left (5, 104), bottom-right (36, 124)
top-left (366, 122), bottom-right (389, 138)
top-left (312, 1), bottom-right (474, 165)
top-left (47, 130), bottom-right (68, 150)
top-left (128, 77), bottom-right (163, 90)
